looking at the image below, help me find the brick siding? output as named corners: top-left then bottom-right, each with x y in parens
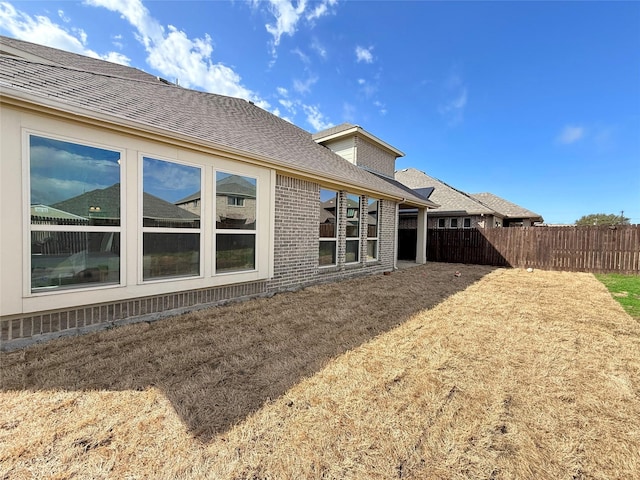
top-left (355, 137), bottom-right (396, 177)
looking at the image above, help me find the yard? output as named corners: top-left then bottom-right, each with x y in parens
top-left (1, 263), bottom-right (639, 479)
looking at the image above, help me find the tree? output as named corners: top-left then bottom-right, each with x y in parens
top-left (575, 213), bottom-right (630, 226)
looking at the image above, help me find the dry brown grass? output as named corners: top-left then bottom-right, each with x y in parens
top-left (2, 263), bottom-right (639, 479)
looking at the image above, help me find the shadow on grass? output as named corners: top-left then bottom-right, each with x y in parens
top-left (1, 262), bottom-right (497, 442)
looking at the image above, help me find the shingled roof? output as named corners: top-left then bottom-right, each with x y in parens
top-left (0, 35), bottom-right (431, 207)
top-left (470, 192), bottom-right (542, 222)
top-left (0, 35), bottom-right (157, 82)
top-left (395, 168), bottom-right (495, 216)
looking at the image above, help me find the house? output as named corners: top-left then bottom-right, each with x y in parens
top-left (0, 36), bottom-right (435, 350)
top-left (469, 192), bottom-right (543, 227)
top-left (395, 168), bottom-right (542, 229)
top-left (394, 168), bottom-right (542, 260)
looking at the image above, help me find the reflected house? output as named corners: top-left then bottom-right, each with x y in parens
top-left (1, 35), bottom-right (438, 350)
top-left (215, 174), bottom-right (257, 230)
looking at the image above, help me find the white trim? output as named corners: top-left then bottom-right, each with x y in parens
top-left (138, 152), bottom-right (204, 283)
top-left (23, 128), bottom-right (126, 297)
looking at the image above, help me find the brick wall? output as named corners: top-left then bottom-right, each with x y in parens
top-left (1, 280), bottom-right (267, 350)
top-left (269, 175), bottom-right (396, 291)
top-left (268, 175), bottom-right (320, 290)
top-left (355, 136), bottom-right (396, 177)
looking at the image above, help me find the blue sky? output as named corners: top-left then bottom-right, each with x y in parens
top-left (2, 0), bottom-right (639, 224)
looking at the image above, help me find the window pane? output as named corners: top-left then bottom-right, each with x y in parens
top-left (143, 157), bottom-right (201, 228)
top-left (464, 218), bottom-right (471, 228)
top-left (367, 240), bottom-right (378, 261)
top-left (31, 231), bottom-right (120, 290)
top-left (30, 135), bottom-right (121, 227)
top-left (451, 219), bottom-right (458, 228)
top-left (319, 241), bottom-right (336, 266)
top-left (367, 198), bottom-right (378, 238)
top-left (216, 172), bottom-right (256, 230)
top-left (320, 189), bottom-right (338, 238)
top-left (346, 194), bottom-right (360, 238)
top-left (216, 234), bottom-right (255, 273)
top-left (143, 233), bottom-right (200, 280)
top-left (346, 239), bottom-right (359, 263)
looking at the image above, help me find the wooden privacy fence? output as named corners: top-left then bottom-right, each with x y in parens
top-left (427, 225), bottom-right (640, 274)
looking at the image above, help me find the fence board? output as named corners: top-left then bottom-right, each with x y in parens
top-left (426, 225), bottom-right (640, 274)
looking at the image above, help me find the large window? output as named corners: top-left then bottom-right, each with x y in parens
top-left (29, 135), bottom-right (122, 292)
top-left (319, 189), bottom-right (338, 266)
top-left (142, 156), bottom-right (201, 280)
top-left (215, 172), bottom-right (256, 273)
top-left (367, 198), bottom-right (379, 261)
top-left (345, 193), bottom-right (361, 263)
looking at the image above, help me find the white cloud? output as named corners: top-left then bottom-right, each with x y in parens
top-left (557, 125), bottom-right (585, 144)
top-left (438, 74), bottom-right (468, 126)
top-left (0, 1), bottom-right (130, 64)
top-left (58, 9), bottom-right (70, 23)
top-left (85, 0), bottom-right (269, 107)
top-left (263, 0), bottom-right (307, 48)
top-left (293, 75), bottom-right (318, 94)
top-left (302, 104), bottom-right (333, 131)
top-left (355, 45), bottom-right (373, 63)
top-left (306, 0), bottom-right (337, 21)
top-left (310, 37), bottom-right (327, 58)
top-left (374, 100), bottom-right (387, 116)
top-left (291, 47), bottom-right (310, 64)
top-left (261, 0), bottom-right (336, 54)
top-left (277, 86), bottom-right (289, 97)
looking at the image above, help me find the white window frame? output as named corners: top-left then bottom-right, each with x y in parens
top-left (345, 193), bottom-right (361, 264)
top-left (214, 170), bottom-right (258, 275)
top-left (437, 218), bottom-right (446, 229)
top-left (24, 130), bottom-right (126, 296)
top-left (366, 197), bottom-right (379, 262)
top-left (319, 188), bottom-right (338, 268)
top-left (139, 153), bottom-right (204, 283)
top-left (450, 218), bottom-right (458, 228)
top-left (463, 217), bottom-right (471, 228)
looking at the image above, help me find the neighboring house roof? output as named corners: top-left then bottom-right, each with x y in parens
top-left (52, 184), bottom-right (200, 222)
top-left (395, 168), bottom-right (495, 216)
top-left (216, 174), bottom-right (257, 198)
top-left (470, 192), bottom-right (543, 222)
top-left (312, 122), bottom-right (405, 158)
top-left (0, 35), bottom-right (430, 208)
top-left (31, 204), bottom-right (88, 223)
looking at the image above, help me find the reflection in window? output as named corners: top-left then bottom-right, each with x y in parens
top-left (31, 232), bottom-right (120, 290)
top-left (143, 233), bottom-right (200, 279)
top-left (216, 234), bottom-right (255, 273)
top-left (319, 189), bottom-right (338, 266)
top-left (216, 173), bottom-right (256, 230)
top-left (367, 198), bottom-right (379, 261)
top-left (215, 172), bottom-right (257, 273)
top-left (29, 135), bottom-right (122, 291)
top-left (142, 157), bottom-right (201, 280)
top-left (345, 193), bottom-right (360, 263)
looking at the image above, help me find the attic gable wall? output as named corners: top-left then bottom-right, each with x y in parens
top-left (355, 136), bottom-right (396, 177)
